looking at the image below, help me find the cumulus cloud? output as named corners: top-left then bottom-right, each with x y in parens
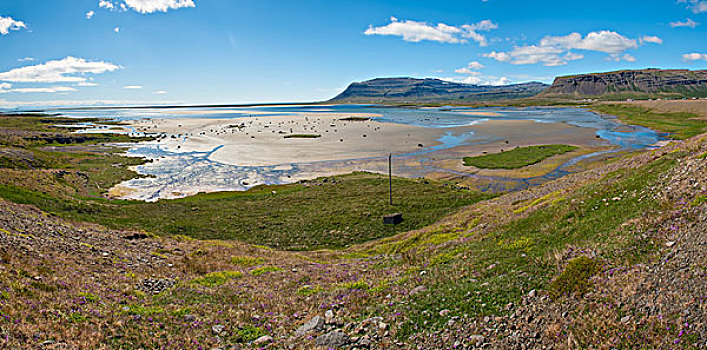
top-left (99, 0), bottom-right (195, 14)
top-left (12, 86), bottom-right (77, 93)
top-left (443, 74), bottom-right (511, 86)
top-left (640, 35), bottom-right (663, 44)
top-left (670, 18), bottom-right (699, 28)
top-left (484, 30), bottom-right (649, 66)
top-left (454, 61), bottom-right (485, 74)
top-left (679, 0), bottom-right (707, 13)
top-left (99, 0), bottom-right (115, 9)
top-left (123, 0), bottom-right (195, 13)
top-left (0, 57), bottom-right (120, 83)
top-left (364, 17), bottom-right (497, 46)
top-left (114, 27), bottom-right (120, 33)
top-left (86, 11), bottom-right (95, 19)
top-left (0, 15), bottom-right (27, 35)
top-left (124, 85), bottom-right (142, 89)
top-left (447, 61), bottom-right (511, 86)
top-left (683, 53), bottom-right (707, 61)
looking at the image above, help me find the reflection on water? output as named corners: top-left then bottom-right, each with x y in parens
top-left (59, 105), bottom-right (664, 201)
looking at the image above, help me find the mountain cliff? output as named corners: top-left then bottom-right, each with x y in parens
top-left (330, 78), bottom-right (548, 103)
top-left (540, 69), bottom-right (707, 99)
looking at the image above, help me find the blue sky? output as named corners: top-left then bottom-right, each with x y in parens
top-left (0, 0), bottom-right (705, 107)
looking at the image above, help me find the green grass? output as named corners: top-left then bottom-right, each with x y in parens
top-left (591, 104), bottom-right (707, 140)
top-left (548, 256), bottom-right (599, 299)
top-left (283, 133), bottom-right (321, 139)
top-left (395, 154), bottom-right (676, 339)
top-left (250, 266), bottom-right (283, 276)
top-left (230, 256), bottom-right (264, 267)
top-left (191, 271), bottom-right (243, 287)
top-left (463, 144), bottom-right (578, 169)
top-left (0, 173), bottom-right (491, 250)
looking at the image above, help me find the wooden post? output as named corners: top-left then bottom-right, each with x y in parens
top-left (389, 153), bottom-right (393, 206)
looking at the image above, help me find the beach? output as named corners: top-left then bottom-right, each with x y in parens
top-left (129, 112), bottom-right (449, 167)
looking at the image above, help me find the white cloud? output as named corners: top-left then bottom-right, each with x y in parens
top-left (679, 0), bottom-right (707, 13)
top-left (0, 98), bottom-right (181, 108)
top-left (114, 27), bottom-right (120, 33)
top-left (78, 81), bottom-right (99, 86)
top-left (86, 11), bottom-right (95, 19)
top-left (683, 52), bottom-right (707, 61)
top-left (622, 53), bottom-right (637, 62)
top-left (0, 83), bottom-right (11, 93)
top-left (12, 86), bottom-right (77, 93)
top-left (364, 17), bottom-right (497, 46)
top-left (17, 57), bottom-right (34, 62)
top-left (448, 61), bottom-right (512, 86)
top-left (0, 56), bottom-right (120, 83)
top-left (154, 90), bottom-right (167, 94)
top-left (113, 0), bottom-right (195, 14)
top-left (442, 74), bottom-right (512, 86)
top-left (124, 85), bottom-right (142, 89)
top-left (0, 15), bottom-right (27, 35)
top-left (99, 0), bottom-right (115, 9)
top-left (454, 61), bottom-right (485, 74)
top-left (640, 35), bottom-right (663, 45)
top-left (670, 18), bottom-right (699, 28)
top-left (484, 30), bottom-right (643, 66)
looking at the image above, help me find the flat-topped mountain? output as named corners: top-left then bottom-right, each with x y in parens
top-left (540, 69), bottom-right (707, 99)
top-left (330, 77), bottom-right (548, 103)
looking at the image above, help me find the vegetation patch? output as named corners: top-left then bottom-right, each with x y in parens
top-left (191, 271), bottom-right (243, 287)
top-left (297, 285), bottom-right (325, 296)
top-left (230, 256), bottom-right (264, 267)
top-left (463, 145), bottom-right (578, 169)
top-left (233, 325), bottom-right (267, 343)
top-left (339, 116), bottom-right (371, 121)
top-left (548, 256), bottom-right (599, 299)
top-left (250, 266), bottom-right (283, 276)
top-left (283, 133), bottom-right (321, 139)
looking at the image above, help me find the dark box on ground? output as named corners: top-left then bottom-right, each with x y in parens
top-left (383, 213), bottom-right (403, 225)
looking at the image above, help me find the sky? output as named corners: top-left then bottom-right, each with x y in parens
top-left (0, 0), bottom-right (706, 107)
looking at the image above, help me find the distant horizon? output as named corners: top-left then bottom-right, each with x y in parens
top-left (1, 66), bottom-right (705, 110)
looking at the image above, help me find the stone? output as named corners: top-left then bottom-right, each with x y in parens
top-left (253, 335), bottom-right (273, 345)
top-left (211, 325), bottom-right (226, 336)
top-left (528, 289), bottom-right (537, 298)
top-left (294, 316), bottom-right (325, 336)
top-left (325, 310), bottom-right (335, 324)
top-left (315, 330), bottom-right (351, 348)
top-left (469, 335), bottom-right (485, 345)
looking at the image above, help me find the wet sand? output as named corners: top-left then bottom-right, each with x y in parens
top-left (130, 113), bottom-right (449, 167)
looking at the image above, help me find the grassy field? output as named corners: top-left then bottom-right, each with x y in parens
top-left (0, 173), bottom-right (492, 250)
top-left (591, 104), bottom-right (707, 140)
top-left (463, 144), bottom-right (578, 169)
